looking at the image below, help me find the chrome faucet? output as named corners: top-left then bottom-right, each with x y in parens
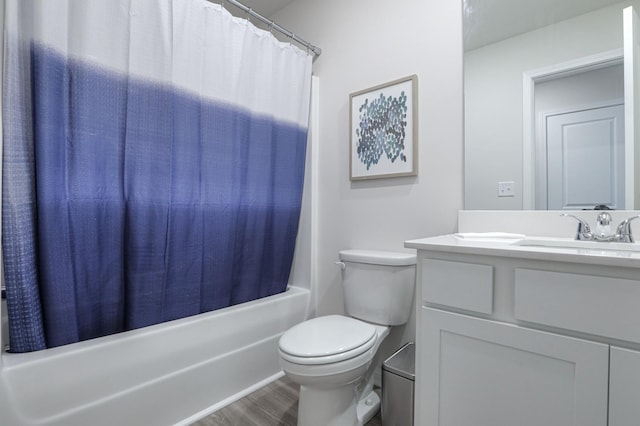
top-left (594, 211), bottom-right (612, 238)
top-left (561, 213), bottom-right (640, 243)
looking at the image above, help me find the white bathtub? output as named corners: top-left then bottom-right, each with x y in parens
top-left (0, 286), bottom-right (310, 425)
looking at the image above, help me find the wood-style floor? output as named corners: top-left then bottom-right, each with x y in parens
top-left (191, 376), bottom-right (382, 426)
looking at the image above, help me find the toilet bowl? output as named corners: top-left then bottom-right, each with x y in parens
top-left (278, 250), bottom-right (416, 426)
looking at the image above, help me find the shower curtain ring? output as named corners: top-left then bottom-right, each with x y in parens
top-left (268, 20), bottom-right (274, 35)
top-left (246, 7), bottom-right (252, 21)
top-left (289, 32), bottom-right (295, 45)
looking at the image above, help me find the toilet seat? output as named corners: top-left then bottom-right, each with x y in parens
top-left (279, 315), bottom-right (377, 365)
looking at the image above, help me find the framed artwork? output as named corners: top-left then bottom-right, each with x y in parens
top-left (349, 75), bottom-right (418, 180)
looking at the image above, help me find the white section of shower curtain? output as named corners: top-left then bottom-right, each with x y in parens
top-left (5, 0), bottom-right (313, 128)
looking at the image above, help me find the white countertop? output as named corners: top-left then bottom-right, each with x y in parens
top-left (405, 234), bottom-right (640, 268)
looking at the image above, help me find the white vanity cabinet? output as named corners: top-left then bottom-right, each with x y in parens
top-left (406, 236), bottom-right (640, 426)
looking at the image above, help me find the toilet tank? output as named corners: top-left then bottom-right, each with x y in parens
top-left (339, 250), bottom-right (416, 326)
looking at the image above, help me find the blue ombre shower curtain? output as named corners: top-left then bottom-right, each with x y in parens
top-left (3, 0), bottom-right (313, 352)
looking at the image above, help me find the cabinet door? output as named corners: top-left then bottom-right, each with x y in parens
top-left (610, 346), bottom-right (640, 426)
top-left (419, 308), bottom-right (609, 426)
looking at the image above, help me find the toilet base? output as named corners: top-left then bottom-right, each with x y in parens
top-left (296, 385), bottom-right (380, 426)
top-left (356, 390), bottom-right (380, 425)
top-left (297, 382), bottom-right (358, 426)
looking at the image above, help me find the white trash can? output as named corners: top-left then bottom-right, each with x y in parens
top-left (381, 342), bottom-right (415, 426)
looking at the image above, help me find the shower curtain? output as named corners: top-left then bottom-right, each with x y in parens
top-left (3, 0), bottom-right (313, 352)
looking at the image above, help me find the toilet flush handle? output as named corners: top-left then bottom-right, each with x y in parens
top-left (335, 261), bottom-right (346, 270)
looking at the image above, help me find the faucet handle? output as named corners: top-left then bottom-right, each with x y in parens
top-left (560, 213), bottom-right (592, 240)
top-left (615, 215), bottom-right (640, 243)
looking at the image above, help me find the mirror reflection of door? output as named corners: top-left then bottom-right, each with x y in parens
top-left (542, 103), bottom-right (624, 209)
top-left (533, 64), bottom-right (624, 209)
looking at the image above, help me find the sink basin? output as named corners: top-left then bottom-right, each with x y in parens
top-left (511, 237), bottom-right (640, 253)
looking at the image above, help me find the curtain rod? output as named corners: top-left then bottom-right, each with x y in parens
top-left (222, 0), bottom-right (322, 57)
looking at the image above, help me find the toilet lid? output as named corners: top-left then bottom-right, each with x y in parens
top-left (279, 315), bottom-right (376, 363)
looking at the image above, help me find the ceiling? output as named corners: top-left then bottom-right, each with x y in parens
top-left (464, 0), bottom-right (625, 51)
top-left (223, 0), bottom-right (626, 52)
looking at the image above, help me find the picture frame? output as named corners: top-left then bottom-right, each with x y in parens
top-left (349, 75), bottom-right (418, 180)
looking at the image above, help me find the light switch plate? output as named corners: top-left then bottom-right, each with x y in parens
top-left (498, 181), bottom-right (514, 197)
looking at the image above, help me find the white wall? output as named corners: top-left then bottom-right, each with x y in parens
top-left (465, 2), bottom-right (630, 210)
top-left (273, 0), bottom-right (463, 360)
top-left (535, 64), bottom-right (624, 114)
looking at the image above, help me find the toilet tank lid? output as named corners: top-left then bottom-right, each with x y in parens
top-left (339, 249), bottom-right (416, 266)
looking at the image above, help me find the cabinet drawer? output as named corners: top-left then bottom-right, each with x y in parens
top-left (515, 268), bottom-right (640, 343)
top-left (422, 259), bottom-right (493, 314)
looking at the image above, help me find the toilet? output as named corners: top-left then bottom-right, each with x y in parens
top-left (278, 249), bottom-right (416, 426)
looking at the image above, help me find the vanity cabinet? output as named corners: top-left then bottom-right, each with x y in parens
top-left (406, 236), bottom-right (640, 426)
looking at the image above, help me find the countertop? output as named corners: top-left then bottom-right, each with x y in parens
top-left (405, 234), bottom-right (640, 269)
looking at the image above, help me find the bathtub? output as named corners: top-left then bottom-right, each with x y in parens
top-left (0, 286), bottom-right (310, 425)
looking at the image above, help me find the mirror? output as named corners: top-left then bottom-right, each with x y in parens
top-left (464, 0), bottom-right (637, 210)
